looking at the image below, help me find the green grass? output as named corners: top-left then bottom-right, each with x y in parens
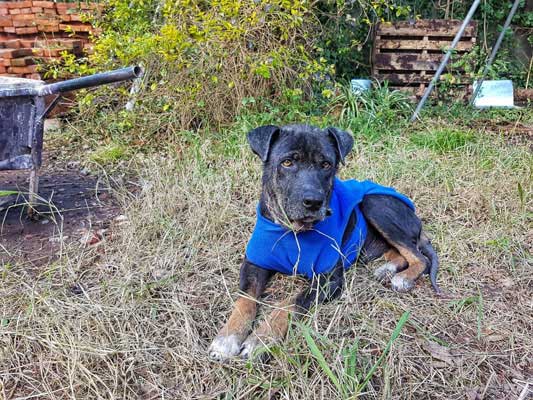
top-left (409, 128), bottom-right (477, 153)
top-left (89, 143), bottom-right (129, 164)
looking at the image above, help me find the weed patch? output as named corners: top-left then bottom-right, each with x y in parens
top-left (409, 128), bottom-right (477, 153)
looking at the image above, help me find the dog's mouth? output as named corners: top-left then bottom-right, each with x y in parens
top-left (289, 208), bottom-right (332, 232)
top-left (290, 217), bottom-right (316, 232)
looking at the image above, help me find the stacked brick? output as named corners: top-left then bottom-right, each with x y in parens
top-left (0, 1), bottom-right (100, 79)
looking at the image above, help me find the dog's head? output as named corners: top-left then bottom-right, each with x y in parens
top-left (248, 124), bottom-right (353, 231)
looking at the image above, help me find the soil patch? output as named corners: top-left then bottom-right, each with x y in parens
top-left (0, 160), bottom-right (121, 267)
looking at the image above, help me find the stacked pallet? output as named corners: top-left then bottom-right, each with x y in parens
top-left (0, 1), bottom-right (100, 79)
top-left (372, 19), bottom-right (477, 96)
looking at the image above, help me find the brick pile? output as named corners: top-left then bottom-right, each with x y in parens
top-left (0, 1), bottom-right (100, 79)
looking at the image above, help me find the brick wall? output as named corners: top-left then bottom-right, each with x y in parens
top-left (0, 1), bottom-right (100, 79)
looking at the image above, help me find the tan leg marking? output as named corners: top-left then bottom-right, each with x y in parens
top-left (390, 246), bottom-right (426, 292)
top-left (240, 298), bottom-right (296, 359)
top-left (220, 295), bottom-right (257, 337)
top-left (384, 248), bottom-right (408, 268)
top-left (209, 291), bottom-right (258, 362)
top-left (374, 248), bottom-right (408, 282)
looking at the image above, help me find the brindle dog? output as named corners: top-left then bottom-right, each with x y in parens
top-left (209, 124), bottom-right (439, 362)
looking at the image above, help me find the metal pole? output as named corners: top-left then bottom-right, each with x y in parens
top-left (470, 0), bottom-right (522, 105)
top-left (410, 0), bottom-right (482, 122)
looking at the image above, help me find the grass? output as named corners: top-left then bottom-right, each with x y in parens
top-left (0, 93), bottom-right (532, 399)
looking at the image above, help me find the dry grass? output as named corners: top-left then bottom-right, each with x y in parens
top-left (0, 114), bottom-right (532, 399)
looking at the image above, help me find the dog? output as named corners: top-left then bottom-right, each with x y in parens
top-left (209, 124), bottom-right (439, 362)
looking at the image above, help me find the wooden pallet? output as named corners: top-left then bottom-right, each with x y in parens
top-left (372, 19), bottom-right (477, 95)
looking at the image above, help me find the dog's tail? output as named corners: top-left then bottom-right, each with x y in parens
top-left (419, 232), bottom-right (441, 294)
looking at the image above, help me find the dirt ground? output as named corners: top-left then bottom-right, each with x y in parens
top-left (0, 140), bottom-right (121, 268)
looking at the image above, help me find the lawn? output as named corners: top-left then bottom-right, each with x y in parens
top-left (0, 96), bottom-right (531, 399)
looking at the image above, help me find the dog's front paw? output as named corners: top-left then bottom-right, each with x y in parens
top-left (391, 274), bottom-right (415, 292)
top-left (208, 335), bottom-right (243, 362)
top-left (374, 262), bottom-right (399, 282)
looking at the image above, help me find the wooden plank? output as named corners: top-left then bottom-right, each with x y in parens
top-left (375, 39), bottom-right (474, 51)
top-left (374, 53), bottom-right (444, 71)
top-left (376, 72), bottom-right (430, 84)
top-left (377, 19), bottom-right (476, 38)
top-left (377, 72), bottom-right (468, 84)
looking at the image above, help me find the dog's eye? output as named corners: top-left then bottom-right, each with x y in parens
top-left (322, 161), bottom-right (332, 170)
top-left (281, 159), bottom-right (293, 168)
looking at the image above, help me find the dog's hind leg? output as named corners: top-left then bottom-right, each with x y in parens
top-left (361, 194), bottom-right (433, 292)
top-left (209, 261), bottom-right (272, 362)
top-left (373, 248), bottom-right (408, 283)
top-left (240, 263), bottom-right (344, 359)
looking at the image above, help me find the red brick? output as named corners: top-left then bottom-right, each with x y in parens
top-left (8, 65), bottom-right (39, 74)
top-left (0, 65), bottom-right (6, 73)
top-left (60, 23), bottom-right (93, 33)
top-left (0, 16), bottom-right (12, 27)
top-left (55, 2), bottom-right (78, 11)
top-left (4, 39), bottom-right (21, 48)
top-left (32, 1), bottom-right (55, 8)
top-left (9, 9), bottom-right (21, 15)
top-left (8, 1), bottom-right (32, 8)
top-left (12, 13), bottom-right (35, 20)
top-left (3, 26), bottom-right (15, 33)
top-left (34, 16), bottom-right (57, 23)
top-left (69, 14), bottom-right (85, 22)
top-left (30, 48), bottom-right (43, 56)
top-left (15, 26), bottom-right (38, 34)
top-left (20, 39), bottom-right (36, 47)
top-left (37, 24), bottom-right (59, 32)
top-left (9, 56), bottom-right (36, 67)
top-left (15, 48), bottom-right (33, 57)
top-left (0, 48), bottom-right (32, 59)
top-left (31, 7), bottom-right (43, 13)
top-left (13, 19), bottom-right (33, 27)
top-left (43, 7), bottom-right (56, 14)
top-left (0, 9), bottom-right (8, 16)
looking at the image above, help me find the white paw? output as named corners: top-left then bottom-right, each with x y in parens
top-left (374, 262), bottom-right (398, 282)
top-left (391, 274), bottom-right (415, 292)
top-left (208, 334), bottom-right (242, 362)
top-left (240, 335), bottom-right (267, 360)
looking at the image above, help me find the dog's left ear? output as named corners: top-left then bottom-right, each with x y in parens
top-left (247, 125), bottom-right (280, 162)
top-left (327, 127), bottom-right (354, 164)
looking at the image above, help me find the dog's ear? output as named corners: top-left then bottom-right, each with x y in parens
top-left (247, 125), bottom-right (280, 162)
top-left (327, 127), bottom-right (354, 164)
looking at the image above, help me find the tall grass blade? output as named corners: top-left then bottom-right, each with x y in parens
top-left (358, 311), bottom-right (410, 393)
top-left (302, 324), bottom-right (344, 395)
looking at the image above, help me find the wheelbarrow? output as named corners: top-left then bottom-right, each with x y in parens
top-left (0, 66), bottom-right (142, 213)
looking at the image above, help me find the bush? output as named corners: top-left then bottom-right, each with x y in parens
top-left (73, 0), bottom-right (335, 134)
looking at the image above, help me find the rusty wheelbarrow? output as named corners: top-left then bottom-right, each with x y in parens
top-left (0, 66), bottom-right (142, 213)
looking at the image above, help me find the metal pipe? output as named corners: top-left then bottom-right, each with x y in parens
top-left (38, 66), bottom-right (142, 96)
top-left (410, 0), bottom-right (481, 122)
top-left (470, 0), bottom-right (522, 105)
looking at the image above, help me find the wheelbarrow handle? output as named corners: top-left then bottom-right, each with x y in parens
top-left (38, 66), bottom-right (142, 96)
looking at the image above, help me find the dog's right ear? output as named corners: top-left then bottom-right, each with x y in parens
top-left (247, 125), bottom-right (280, 162)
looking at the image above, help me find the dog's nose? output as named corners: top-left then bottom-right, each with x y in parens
top-left (302, 197), bottom-right (324, 211)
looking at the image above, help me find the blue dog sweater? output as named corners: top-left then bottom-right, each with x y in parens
top-left (245, 178), bottom-right (414, 279)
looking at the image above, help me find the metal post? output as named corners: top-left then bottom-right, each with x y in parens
top-left (470, 0), bottom-right (522, 105)
top-left (28, 168), bottom-right (39, 217)
top-left (410, 0), bottom-right (482, 122)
